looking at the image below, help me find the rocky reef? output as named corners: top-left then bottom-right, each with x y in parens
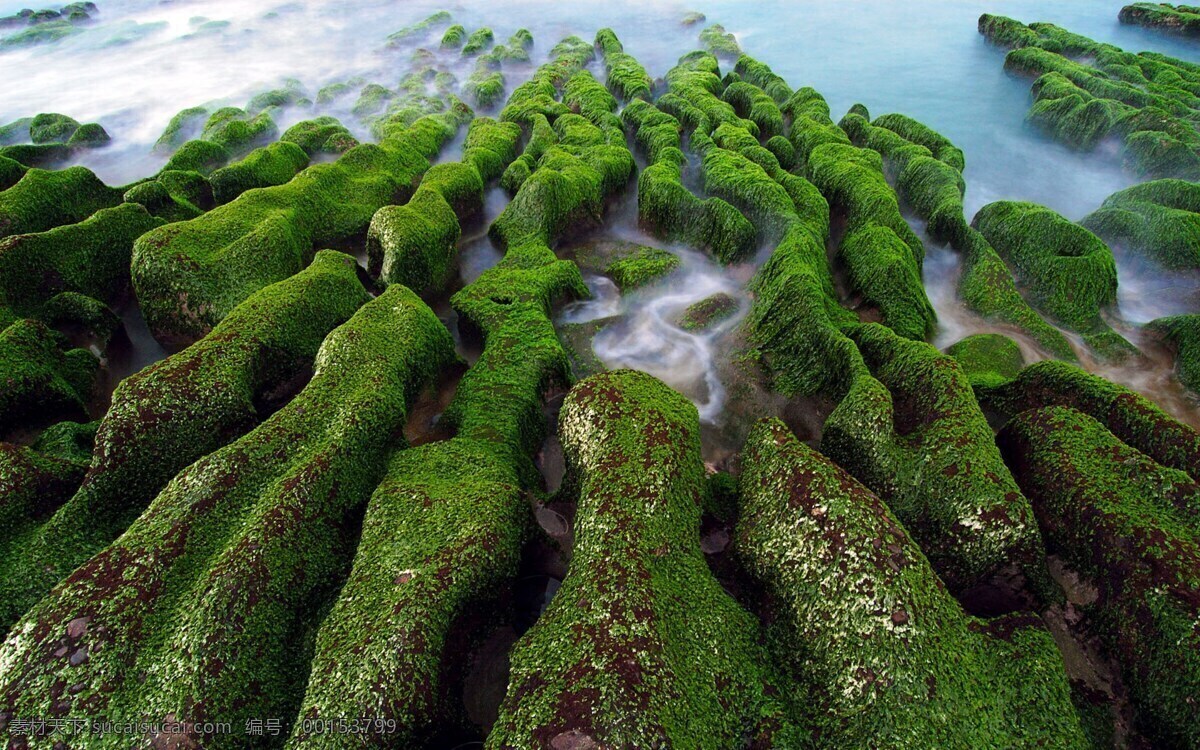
top-left (0, 15), bottom-right (1197, 750)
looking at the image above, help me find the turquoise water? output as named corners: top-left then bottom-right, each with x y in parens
top-left (1, 0), bottom-right (1197, 429)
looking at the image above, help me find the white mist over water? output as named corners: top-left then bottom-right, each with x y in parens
top-left (1, 0), bottom-right (1197, 424)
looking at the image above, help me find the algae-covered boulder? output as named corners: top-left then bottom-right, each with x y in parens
top-left (132, 107), bottom-right (466, 346)
top-left (1148, 313), bottom-right (1200, 393)
top-left (0, 202), bottom-right (164, 329)
top-left (28, 112), bottom-right (79, 144)
top-left (1081, 178), bottom-right (1200, 271)
top-left (973, 200), bottom-right (1134, 359)
top-left (0, 433), bottom-right (92, 549)
top-left (0, 165), bottom-right (123, 239)
top-left (605, 244), bottom-right (679, 290)
top-left (982, 359), bottom-right (1200, 479)
top-left (999, 406), bottom-right (1200, 747)
top-left (1120, 3), bottom-right (1200, 37)
top-left (0, 286), bottom-right (455, 744)
top-left (154, 105), bottom-right (209, 154)
top-left (0, 318), bottom-right (96, 433)
top-left (821, 323), bottom-right (1052, 593)
top-left (944, 333), bottom-right (1026, 389)
top-left (678, 292), bottom-right (738, 331)
top-left (208, 140), bottom-right (309, 205)
top-left (200, 106), bottom-right (278, 155)
top-left (0, 251), bottom-right (371, 630)
top-left (490, 370), bottom-right (797, 748)
top-left (595, 28), bottom-right (652, 102)
top-left (281, 116), bottom-right (358, 156)
top-left (737, 418), bottom-right (1090, 748)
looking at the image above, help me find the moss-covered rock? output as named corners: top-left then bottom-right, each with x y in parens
top-left (161, 138), bottom-right (230, 175)
top-left (594, 28), bottom-right (652, 102)
top-left (439, 23), bottom-right (465, 48)
top-left (28, 113), bottom-right (79, 145)
top-left (1120, 3), bottom-right (1200, 37)
top-left (678, 292), bottom-right (738, 331)
top-left (944, 333), bottom-right (1025, 389)
top-left (132, 106), bottom-right (467, 346)
top-left (605, 244), bottom-right (679, 290)
top-left (490, 371), bottom-right (797, 748)
top-left (808, 141), bottom-right (936, 341)
top-left (0, 318), bottom-right (96, 434)
top-left (200, 106), bottom-right (278, 156)
top-left (0, 285), bottom-right (455, 743)
top-left (1147, 313), bottom-right (1200, 394)
top-left (699, 23), bottom-right (740, 57)
top-left (0, 165), bottom-right (123, 239)
top-left (208, 140), bottom-right (309, 205)
top-left (973, 200), bottom-right (1134, 359)
top-left (821, 323), bottom-right (1052, 594)
top-left (461, 27), bottom-right (494, 57)
top-left (245, 80), bottom-right (307, 115)
top-left (280, 116), bottom-right (357, 156)
top-left (0, 202), bottom-right (164, 331)
top-left (154, 106), bottom-right (209, 155)
top-left (998, 405), bottom-right (1200, 747)
top-left (0, 250), bottom-right (370, 631)
top-left (386, 10), bottom-right (452, 46)
top-left (981, 359), bottom-right (1200, 479)
top-left (65, 122), bottom-right (109, 148)
top-left (1081, 178), bottom-right (1200, 271)
top-left (368, 117), bottom-right (521, 291)
top-left (737, 417), bottom-right (1089, 748)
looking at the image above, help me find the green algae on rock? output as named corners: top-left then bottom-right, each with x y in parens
top-left (678, 292), bottom-right (739, 331)
top-left (1148, 314), bottom-right (1200, 394)
top-left (973, 200), bottom-right (1135, 360)
top-left (490, 370), bottom-right (799, 748)
top-left (0, 165), bottom-right (123, 239)
top-left (462, 27), bottom-right (494, 57)
top-left (737, 417), bottom-right (1090, 748)
top-left (944, 332), bottom-right (1026, 389)
top-left (208, 140), bottom-right (309, 205)
top-left (1081, 178), bottom-right (1200, 271)
top-left (368, 117), bottom-right (521, 291)
top-left (999, 405), bottom-right (1200, 747)
top-left (200, 106), bottom-right (279, 156)
top-left (132, 105), bottom-right (467, 346)
top-left (821, 324), bottom-right (1053, 594)
top-left (281, 116), bottom-right (358, 156)
top-left (0, 285), bottom-right (455, 744)
top-left (0, 251), bottom-right (371, 631)
top-left (0, 318), bottom-right (95, 434)
top-left (1120, 3), bottom-right (1200, 37)
top-left (981, 358), bottom-right (1200, 479)
top-left (605, 244), bottom-right (679, 291)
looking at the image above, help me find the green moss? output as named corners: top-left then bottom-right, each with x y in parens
top-left (944, 333), bottom-right (1026, 389)
top-left (981, 358), bottom-right (1200, 479)
top-left (65, 122), bottom-right (109, 148)
top-left (0, 318), bottom-right (96, 433)
top-left (461, 27), bottom-right (494, 57)
top-left (0, 165), bottom-right (123, 239)
top-left (281, 116), bottom-right (357, 156)
top-left (737, 417), bottom-right (1089, 748)
top-left (28, 113), bottom-right (79, 145)
top-left (1120, 3), bottom-right (1200, 37)
top-left (386, 10), bottom-right (452, 45)
top-left (678, 292), bottom-right (739, 331)
top-left (132, 107), bottom-right (466, 345)
top-left (998, 406), bottom-right (1200, 747)
top-left (315, 82), bottom-right (353, 106)
top-left (820, 323), bottom-right (1052, 594)
top-left (0, 285), bottom-right (455, 737)
top-left (352, 83), bottom-right (393, 117)
top-left (161, 138), bottom-right (230, 175)
top-left (0, 439), bottom-right (90, 554)
top-left (1081, 178), bottom-right (1200, 270)
top-left (699, 23), bottom-right (741, 57)
top-left (1147, 314), bottom-right (1200, 393)
top-left (734, 54), bottom-right (792, 104)
top-left (0, 250), bottom-right (371, 632)
top-left (605, 245), bottom-right (679, 291)
top-left (290, 437), bottom-right (526, 745)
top-left (0, 19), bottom-right (80, 48)
top-left (491, 370), bottom-right (797, 747)
top-left (124, 168), bottom-right (215, 222)
top-left (873, 112), bottom-right (965, 171)
top-left (0, 155), bottom-right (25, 192)
top-left (0, 117), bottom-right (32, 146)
top-left (0, 203), bottom-right (164, 330)
top-left (722, 80), bottom-right (784, 138)
top-left (808, 142), bottom-right (936, 341)
top-left (208, 140), bottom-right (309, 205)
top-left (464, 68), bottom-right (506, 109)
top-left (246, 81), bottom-right (308, 115)
top-left (439, 23), bottom-right (465, 48)
top-left (200, 107), bottom-right (278, 156)
top-left (594, 28), bottom-right (652, 102)
top-left (973, 200), bottom-right (1135, 359)
top-left (979, 13), bottom-right (1056, 50)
